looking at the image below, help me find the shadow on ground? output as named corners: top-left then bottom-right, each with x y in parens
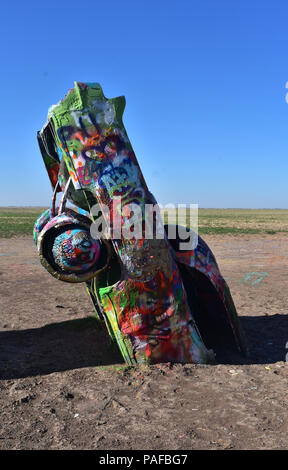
top-left (0, 314), bottom-right (287, 379)
top-left (214, 314), bottom-right (288, 365)
top-left (0, 317), bottom-right (124, 379)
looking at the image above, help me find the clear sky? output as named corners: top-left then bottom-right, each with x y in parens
top-left (1, 0), bottom-right (288, 208)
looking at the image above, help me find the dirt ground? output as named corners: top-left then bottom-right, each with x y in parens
top-left (0, 234), bottom-right (288, 450)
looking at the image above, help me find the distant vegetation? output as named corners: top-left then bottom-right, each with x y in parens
top-left (162, 208), bottom-right (288, 236)
top-left (0, 207), bottom-right (288, 238)
top-left (0, 207), bottom-right (48, 238)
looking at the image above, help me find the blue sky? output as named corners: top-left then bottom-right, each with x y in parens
top-left (1, 0), bottom-right (288, 208)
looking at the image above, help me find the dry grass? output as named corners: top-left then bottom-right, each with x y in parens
top-left (163, 208), bottom-right (288, 235)
top-left (0, 207), bottom-right (288, 237)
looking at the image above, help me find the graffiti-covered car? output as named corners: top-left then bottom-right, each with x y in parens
top-left (34, 82), bottom-right (246, 365)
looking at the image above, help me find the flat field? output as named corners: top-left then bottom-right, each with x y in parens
top-left (0, 208), bottom-right (288, 450)
top-left (1, 207), bottom-right (288, 237)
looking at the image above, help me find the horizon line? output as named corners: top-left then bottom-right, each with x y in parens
top-left (1, 206), bottom-right (288, 211)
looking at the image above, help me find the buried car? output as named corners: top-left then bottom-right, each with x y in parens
top-left (33, 82), bottom-right (246, 365)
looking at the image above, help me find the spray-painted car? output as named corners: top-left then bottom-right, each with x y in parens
top-left (34, 82), bottom-right (246, 365)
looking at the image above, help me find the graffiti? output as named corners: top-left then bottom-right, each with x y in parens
top-left (243, 272), bottom-right (268, 286)
top-left (52, 228), bottom-right (101, 273)
top-left (76, 166), bottom-right (92, 185)
top-left (98, 157), bottom-right (141, 200)
top-left (34, 81), bottom-right (247, 365)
